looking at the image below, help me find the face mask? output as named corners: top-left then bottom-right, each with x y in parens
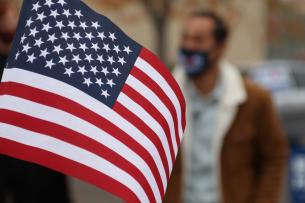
top-left (178, 49), bottom-right (211, 77)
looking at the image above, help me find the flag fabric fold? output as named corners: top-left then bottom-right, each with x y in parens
top-left (0, 0), bottom-right (186, 202)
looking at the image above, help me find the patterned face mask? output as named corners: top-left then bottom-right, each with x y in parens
top-left (178, 48), bottom-right (212, 78)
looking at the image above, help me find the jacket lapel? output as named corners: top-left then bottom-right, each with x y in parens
top-left (173, 67), bottom-right (193, 175)
top-left (213, 62), bottom-right (247, 158)
top-left (213, 62), bottom-right (247, 201)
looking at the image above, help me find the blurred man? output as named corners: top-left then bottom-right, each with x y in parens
top-left (0, 1), bottom-right (71, 203)
top-left (164, 11), bottom-right (288, 203)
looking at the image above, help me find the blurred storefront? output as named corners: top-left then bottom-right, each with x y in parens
top-left (268, 0), bottom-right (305, 60)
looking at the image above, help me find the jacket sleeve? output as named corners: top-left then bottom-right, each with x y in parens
top-left (163, 150), bottom-right (183, 203)
top-left (254, 91), bottom-right (289, 203)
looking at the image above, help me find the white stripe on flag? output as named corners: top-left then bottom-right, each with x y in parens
top-left (136, 57), bottom-right (184, 141)
top-left (2, 68), bottom-right (167, 193)
top-left (0, 94), bottom-right (162, 203)
top-left (0, 122), bottom-right (149, 203)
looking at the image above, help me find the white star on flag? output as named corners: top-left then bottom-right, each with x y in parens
top-left (83, 77), bottom-right (93, 87)
top-left (64, 67), bottom-right (74, 77)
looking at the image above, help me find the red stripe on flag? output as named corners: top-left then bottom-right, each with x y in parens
top-left (0, 109), bottom-right (156, 203)
top-left (131, 67), bottom-right (181, 147)
top-left (113, 102), bottom-right (170, 180)
top-left (121, 84), bottom-right (175, 163)
top-left (0, 82), bottom-right (165, 196)
top-left (0, 138), bottom-right (140, 203)
top-left (139, 48), bottom-right (186, 131)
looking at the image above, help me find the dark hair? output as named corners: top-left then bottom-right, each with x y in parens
top-left (189, 10), bottom-right (229, 45)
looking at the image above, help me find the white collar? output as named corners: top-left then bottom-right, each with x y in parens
top-left (219, 61), bottom-right (247, 107)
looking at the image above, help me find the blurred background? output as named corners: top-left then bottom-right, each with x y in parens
top-left (83, 0), bottom-right (305, 65)
top-left (1, 0), bottom-right (305, 203)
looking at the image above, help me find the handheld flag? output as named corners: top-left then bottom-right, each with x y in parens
top-left (0, 0), bottom-right (186, 202)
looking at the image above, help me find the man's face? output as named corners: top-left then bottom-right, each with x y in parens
top-left (181, 16), bottom-right (225, 66)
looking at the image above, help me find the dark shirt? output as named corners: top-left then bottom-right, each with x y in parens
top-left (0, 54), bottom-right (7, 81)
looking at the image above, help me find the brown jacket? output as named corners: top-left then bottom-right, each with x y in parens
top-left (165, 64), bottom-right (288, 203)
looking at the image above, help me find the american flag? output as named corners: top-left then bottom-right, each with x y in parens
top-left (0, 0), bottom-right (186, 202)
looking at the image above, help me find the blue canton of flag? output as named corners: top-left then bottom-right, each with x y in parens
top-left (9, 0), bottom-right (141, 107)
